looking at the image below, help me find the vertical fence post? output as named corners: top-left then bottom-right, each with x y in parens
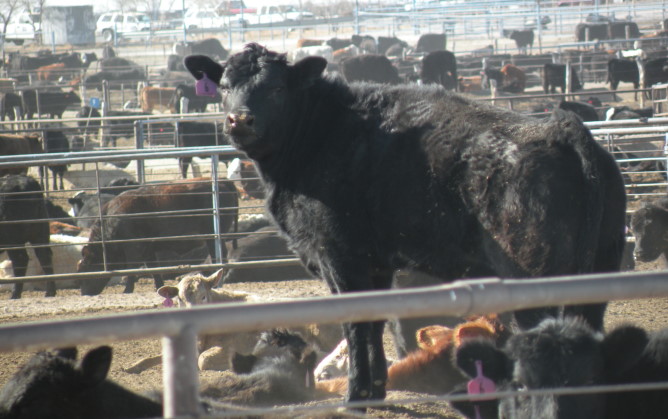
top-left (664, 133), bottom-right (668, 192)
top-left (162, 327), bottom-right (200, 418)
top-left (134, 121), bottom-right (145, 184)
top-left (210, 155), bottom-right (224, 265)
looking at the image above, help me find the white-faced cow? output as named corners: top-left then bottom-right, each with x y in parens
top-left (184, 43), bottom-right (626, 405)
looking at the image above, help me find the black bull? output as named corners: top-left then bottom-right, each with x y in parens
top-left (185, 43), bottom-right (627, 404)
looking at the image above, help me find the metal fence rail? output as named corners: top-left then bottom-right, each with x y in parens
top-left (1, 270), bottom-right (668, 417)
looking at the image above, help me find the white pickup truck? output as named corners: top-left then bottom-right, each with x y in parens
top-left (245, 5), bottom-right (314, 26)
top-left (4, 12), bottom-right (40, 45)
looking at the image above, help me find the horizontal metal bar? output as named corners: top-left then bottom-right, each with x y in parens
top-left (0, 258), bottom-right (301, 285)
top-left (0, 146), bottom-right (242, 167)
top-left (1, 270), bottom-right (668, 353)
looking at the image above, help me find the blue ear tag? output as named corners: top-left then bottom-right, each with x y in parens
top-left (195, 74), bottom-right (218, 97)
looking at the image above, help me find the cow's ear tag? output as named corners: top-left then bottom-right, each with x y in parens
top-left (467, 359), bottom-right (496, 396)
top-left (195, 74), bottom-right (218, 98)
top-left (162, 297), bottom-right (174, 307)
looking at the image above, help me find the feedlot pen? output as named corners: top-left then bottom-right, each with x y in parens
top-left (0, 114), bottom-right (668, 417)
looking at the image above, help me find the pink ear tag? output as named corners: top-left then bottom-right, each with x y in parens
top-left (195, 74), bottom-right (218, 97)
top-left (467, 360), bottom-right (496, 419)
top-left (467, 360), bottom-right (496, 395)
top-left (162, 298), bottom-right (174, 307)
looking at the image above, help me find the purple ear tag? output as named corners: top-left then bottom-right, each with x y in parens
top-left (195, 73), bottom-right (218, 98)
top-left (467, 359), bottom-right (496, 419)
top-left (162, 297), bottom-right (174, 307)
top-left (467, 360), bottom-right (496, 395)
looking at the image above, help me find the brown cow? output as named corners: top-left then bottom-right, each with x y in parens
top-left (0, 134), bottom-right (44, 176)
top-left (315, 315), bottom-right (509, 396)
top-left (500, 63), bottom-right (526, 93)
top-left (139, 86), bottom-right (177, 113)
top-left (36, 62), bottom-right (66, 81)
top-left (296, 38), bottom-right (324, 48)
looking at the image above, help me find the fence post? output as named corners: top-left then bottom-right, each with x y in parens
top-left (565, 61), bottom-right (572, 99)
top-left (134, 121), bottom-right (146, 184)
top-left (664, 133), bottom-right (668, 192)
top-left (162, 327), bottom-right (199, 418)
top-left (638, 59), bottom-right (646, 108)
top-left (211, 155), bottom-right (224, 265)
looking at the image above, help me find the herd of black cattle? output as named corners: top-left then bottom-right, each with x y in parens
top-left (3, 15), bottom-right (668, 419)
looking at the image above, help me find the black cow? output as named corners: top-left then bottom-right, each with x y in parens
top-left (200, 329), bottom-right (317, 406)
top-left (0, 346), bottom-right (162, 419)
top-left (0, 175), bottom-right (54, 299)
top-left (223, 226), bottom-right (310, 283)
top-left (543, 63), bottom-right (583, 93)
top-left (99, 57), bottom-right (141, 71)
top-left (21, 90), bottom-right (81, 119)
top-left (481, 66), bottom-right (504, 89)
top-left (184, 43), bottom-right (627, 404)
top-left (377, 36), bottom-right (409, 56)
top-left (452, 317), bottom-right (668, 419)
top-left (175, 121), bottom-right (227, 178)
top-left (608, 21), bottom-right (641, 40)
top-left (642, 57), bottom-right (668, 91)
top-left (630, 197), bottom-right (668, 263)
top-left (99, 177), bottom-right (140, 195)
top-left (605, 105), bottom-right (653, 121)
top-left (575, 23), bottom-right (609, 41)
top-left (67, 192), bottom-right (116, 229)
top-left (416, 33), bottom-right (447, 53)
top-left (0, 92), bottom-right (23, 121)
top-left (39, 130), bottom-right (70, 190)
top-left (558, 100), bottom-right (600, 122)
top-left (83, 68), bottom-right (146, 90)
top-left (326, 37), bottom-right (354, 51)
top-left (77, 178), bottom-right (239, 295)
top-left (503, 29), bottom-right (534, 54)
top-left (607, 58), bottom-right (640, 100)
top-left (420, 50), bottom-right (458, 90)
top-left (172, 84), bottom-right (222, 113)
top-left (340, 54), bottom-right (402, 84)
top-left (174, 38), bottom-right (229, 61)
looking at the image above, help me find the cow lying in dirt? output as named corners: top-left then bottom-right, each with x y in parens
top-left (200, 329), bottom-right (318, 406)
top-left (125, 270), bottom-right (341, 373)
top-left (316, 315), bottom-right (509, 396)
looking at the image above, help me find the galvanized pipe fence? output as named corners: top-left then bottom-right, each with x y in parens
top-left (0, 116), bottom-right (666, 289)
top-left (2, 271), bottom-right (668, 417)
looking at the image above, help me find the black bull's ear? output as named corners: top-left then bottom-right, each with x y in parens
top-left (288, 56), bottom-right (327, 89)
top-left (184, 55), bottom-right (225, 86)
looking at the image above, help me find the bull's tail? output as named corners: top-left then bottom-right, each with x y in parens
top-left (549, 109), bottom-right (605, 273)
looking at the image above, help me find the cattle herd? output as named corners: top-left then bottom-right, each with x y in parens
top-left (2, 11), bottom-right (668, 419)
